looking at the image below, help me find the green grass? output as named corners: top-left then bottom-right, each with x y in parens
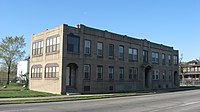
top-left (0, 83), bottom-right (57, 98)
top-left (0, 83), bottom-right (26, 91)
top-left (0, 90), bottom-right (57, 98)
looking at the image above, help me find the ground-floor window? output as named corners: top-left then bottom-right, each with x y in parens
top-left (152, 70), bottom-right (159, 80)
top-left (97, 65), bottom-right (103, 80)
top-left (84, 64), bottom-right (91, 80)
top-left (119, 67), bottom-right (124, 80)
top-left (45, 63), bottom-right (59, 78)
top-left (129, 67), bottom-right (138, 80)
top-left (31, 64), bottom-right (42, 78)
top-left (108, 66), bottom-right (114, 80)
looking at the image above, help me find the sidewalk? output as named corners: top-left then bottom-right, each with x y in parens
top-left (0, 94), bottom-right (94, 101)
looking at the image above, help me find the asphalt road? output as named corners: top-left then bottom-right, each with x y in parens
top-left (1, 89), bottom-right (200, 112)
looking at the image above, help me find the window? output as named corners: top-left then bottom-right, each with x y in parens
top-left (152, 52), bottom-right (159, 64)
top-left (119, 67), bottom-right (124, 80)
top-left (129, 67), bottom-right (138, 80)
top-left (162, 70), bottom-right (166, 80)
top-left (109, 86), bottom-right (114, 91)
top-left (168, 55), bottom-right (172, 65)
top-left (32, 40), bottom-right (43, 56)
top-left (45, 64), bottom-right (59, 78)
top-left (46, 36), bottom-right (60, 53)
top-left (97, 42), bottom-right (103, 57)
top-left (84, 40), bottom-right (91, 55)
top-left (31, 65), bottom-right (42, 78)
top-left (162, 53), bottom-right (166, 65)
top-left (84, 64), bottom-right (91, 80)
top-left (168, 70), bottom-right (172, 80)
top-left (108, 66), bottom-right (114, 80)
top-left (174, 55), bottom-right (178, 65)
top-left (143, 50), bottom-right (148, 63)
top-left (109, 44), bottom-right (114, 58)
top-left (97, 65), bottom-right (103, 80)
top-left (119, 45), bottom-right (124, 60)
top-left (152, 70), bottom-right (159, 80)
top-left (67, 35), bottom-right (79, 53)
top-left (129, 48), bottom-right (138, 61)
top-left (84, 86), bottom-right (90, 92)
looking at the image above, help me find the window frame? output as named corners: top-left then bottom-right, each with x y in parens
top-left (97, 42), bottom-right (103, 57)
top-left (67, 35), bottom-right (80, 53)
top-left (97, 65), bottom-right (103, 80)
top-left (129, 48), bottom-right (138, 61)
top-left (143, 50), bottom-right (148, 63)
top-left (31, 65), bottom-right (43, 79)
top-left (46, 35), bottom-right (60, 54)
top-left (162, 53), bottom-right (166, 65)
top-left (109, 44), bottom-right (114, 58)
top-left (84, 64), bottom-right (91, 80)
top-left (174, 55), bottom-right (178, 65)
top-left (129, 67), bottom-right (138, 80)
top-left (152, 52), bottom-right (159, 64)
top-left (119, 45), bottom-right (124, 60)
top-left (119, 67), bottom-right (124, 80)
top-left (152, 70), bottom-right (159, 80)
top-left (108, 66), bottom-right (114, 80)
top-left (45, 63), bottom-right (59, 79)
top-left (32, 40), bottom-right (44, 56)
top-left (84, 39), bottom-right (91, 55)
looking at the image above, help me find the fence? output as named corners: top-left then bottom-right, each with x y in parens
top-left (180, 80), bottom-right (200, 86)
top-left (0, 76), bottom-right (17, 83)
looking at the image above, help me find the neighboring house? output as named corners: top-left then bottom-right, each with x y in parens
top-left (17, 57), bottom-right (30, 82)
top-left (30, 24), bottom-right (179, 94)
top-left (182, 60), bottom-right (200, 81)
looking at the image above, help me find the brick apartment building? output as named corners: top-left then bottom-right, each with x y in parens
top-left (30, 24), bottom-right (179, 94)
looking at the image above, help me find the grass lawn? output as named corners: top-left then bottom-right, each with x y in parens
top-left (0, 83), bottom-right (57, 98)
top-left (0, 90), bottom-right (57, 98)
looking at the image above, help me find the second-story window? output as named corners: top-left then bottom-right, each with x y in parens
top-left (46, 36), bottom-right (60, 53)
top-left (143, 50), bottom-right (148, 63)
top-left (84, 40), bottom-right (91, 55)
top-left (67, 35), bottom-right (79, 53)
top-left (174, 55), bottom-right (178, 65)
top-left (152, 52), bottom-right (159, 64)
top-left (168, 55), bottom-right (172, 65)
top-left (32, 40), bottom-right (43, 56)
top-left (129, 48), bottom-right (138, 61)
top-left (97, 42), bottom-right (103, 57)
top-left (119, 45), bottom-right (124, 60)
top-left (162, 53), bottom-right (166, 65)
top-left (109, 44), bottom-right (114, 58)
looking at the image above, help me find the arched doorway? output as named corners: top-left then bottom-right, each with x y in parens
top-left (144, 65), bottom-right (152, 89)
top-left (174, 71), bottom-right (179, 86)
top-left (66, 63), bottom-right (78, 88)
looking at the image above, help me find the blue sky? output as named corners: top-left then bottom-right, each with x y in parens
top-left (0, 0), bottom-right (199, 62)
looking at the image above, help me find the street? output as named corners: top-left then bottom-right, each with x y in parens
top-left (0, 89), bottom-right (200, 112)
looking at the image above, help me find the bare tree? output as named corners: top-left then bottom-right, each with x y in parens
top-left (0, 36), bottom-right (25, 84)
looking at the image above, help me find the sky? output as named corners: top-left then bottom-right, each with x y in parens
top-left (0, 0), bottom-right (199, 62)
